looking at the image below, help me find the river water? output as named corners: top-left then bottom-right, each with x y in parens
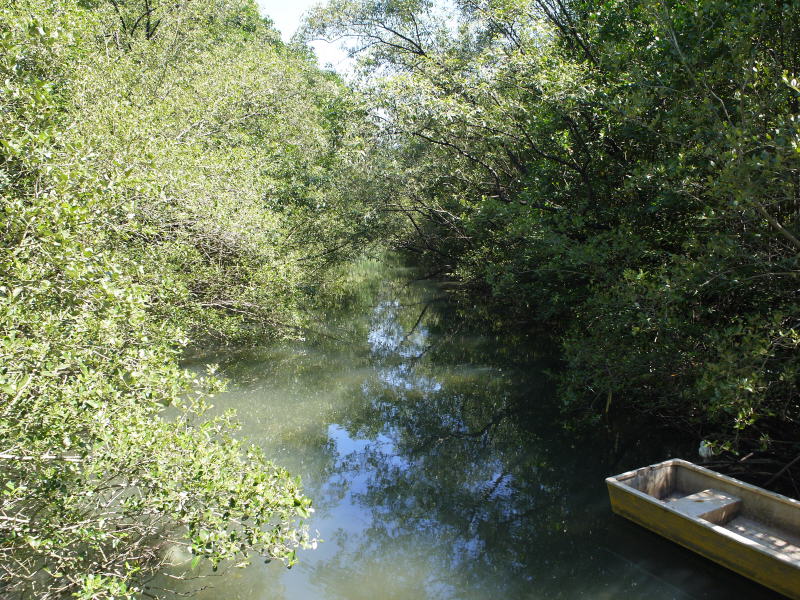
top-left (156, 258), bottom-right (778, 599)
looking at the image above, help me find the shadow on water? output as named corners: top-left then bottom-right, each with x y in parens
top-left (154, 257), bottom-right (781, 599)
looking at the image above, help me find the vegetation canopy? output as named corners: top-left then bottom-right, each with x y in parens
top-left (4, 0), bottom-right (800, 596)
top-left (305, 0), bottom-right (800, 483)
top-left (0, 0), bottom-right (387, 597)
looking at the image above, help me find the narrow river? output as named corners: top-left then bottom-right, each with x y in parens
top-left (157, 258), bottom-right (777, 599)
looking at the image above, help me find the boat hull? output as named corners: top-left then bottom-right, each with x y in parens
top-left (607, 459), bottom-right (800, 599)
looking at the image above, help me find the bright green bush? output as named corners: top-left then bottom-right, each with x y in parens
top-left (307, 0), bottom-right (800, 454)
top-left (0, 1), bottom-right (388, 596)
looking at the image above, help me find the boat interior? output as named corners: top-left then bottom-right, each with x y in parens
top-left (614, 460), bottom-right (800, 564)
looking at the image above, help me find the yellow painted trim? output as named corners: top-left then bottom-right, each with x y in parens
top-left (607, 479), bottom-right (800, 599)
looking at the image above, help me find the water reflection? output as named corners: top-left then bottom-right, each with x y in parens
top-left (155, 259), bottom-right (778, 599)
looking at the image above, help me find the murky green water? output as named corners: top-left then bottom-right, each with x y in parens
top-left (155, 258), bottom-right (779, 599)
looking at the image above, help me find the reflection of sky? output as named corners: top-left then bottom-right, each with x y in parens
top-left (301, 289), bottom-right (547, 595)
top-left (368, 300), bottom-right (443, 393)
top-left (368, 301), bottom-right (428, 359)
top-left (326, 423), bottom-right (411, 496)
top-left (291, 290), bottom-right (527, 596)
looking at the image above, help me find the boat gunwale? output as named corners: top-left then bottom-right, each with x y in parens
top-left (606, 458), bottom-right (800, 567)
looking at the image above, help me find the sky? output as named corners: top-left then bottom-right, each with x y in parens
top-left (256, 0), bottom-right (350, 71)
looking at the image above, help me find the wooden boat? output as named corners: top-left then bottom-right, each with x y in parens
top-left (606, 458), bottom-right (800, 599)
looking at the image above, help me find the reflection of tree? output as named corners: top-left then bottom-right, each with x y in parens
top-left (303, 272), bottom-right (776, 600)
top-left (293, 282), bottom-right (556, 597)
top-left (168, 259), bottom-right (776, 600)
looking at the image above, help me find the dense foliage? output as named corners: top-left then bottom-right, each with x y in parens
top-left (5, 0), bottom-right (800, 594)
top-left (0, 1), bottom-right (385, 597)
top-left (305, 0), bottom-right (800, 470)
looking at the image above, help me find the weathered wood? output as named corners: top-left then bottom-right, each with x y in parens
top-left (667, 488), bottom-right (741, 523)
